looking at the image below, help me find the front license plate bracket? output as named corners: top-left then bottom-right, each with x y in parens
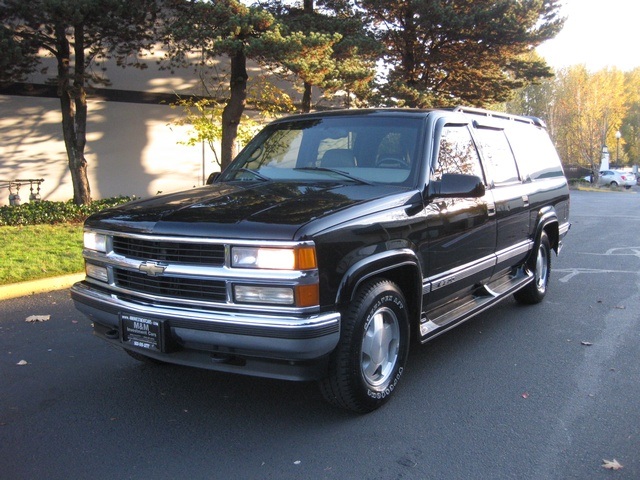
top-left (120, 314), bottom-right (165, 352)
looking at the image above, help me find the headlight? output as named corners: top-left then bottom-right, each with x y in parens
top-left (231, 246), bottom-right (316, 270)
top-left (84, 231), bottom-right (107, 252)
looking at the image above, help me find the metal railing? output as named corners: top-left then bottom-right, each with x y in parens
top-left (0, 178), bottom-right (45, 206)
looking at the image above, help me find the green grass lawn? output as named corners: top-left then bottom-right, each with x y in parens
top-left (0, 224), bottom-right (84, 285)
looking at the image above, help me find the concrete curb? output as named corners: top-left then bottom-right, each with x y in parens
top-left (0, 273), bottom-right (85, 301)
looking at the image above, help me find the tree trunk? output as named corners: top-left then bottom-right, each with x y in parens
top-left (302, 82), bottom-right (312, 113)
top-left (55, 22), bottom-right (91, 205)
top-left (401, 6), bottom-right (418, 89)
top-left (221, 51), bottom-right (248, 170)
top-left (301, 0), bottom-right (313, 113)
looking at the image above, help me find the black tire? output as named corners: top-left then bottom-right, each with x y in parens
top-left (610, 181), bottom-right (618, 187)
top-left (514, 231), bottom-right (551, 305)
top-left (319, 279), bottom-right (410, 413)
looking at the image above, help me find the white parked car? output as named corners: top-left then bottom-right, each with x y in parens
top-left (597, 170), bottom-right (635, 188)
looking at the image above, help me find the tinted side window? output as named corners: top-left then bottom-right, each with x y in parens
top-left (433, 125), bottom-right (484, 180)
top-left (506, 124), bottom-right (564, 180)
top-left (474, 127), bottom-right (520, 185)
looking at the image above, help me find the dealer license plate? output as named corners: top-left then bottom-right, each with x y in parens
top-left (121, 314), bottom-right (162, 351)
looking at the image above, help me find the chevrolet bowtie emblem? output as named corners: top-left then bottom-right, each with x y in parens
top-left (139, 261), bottom-right (167, 276)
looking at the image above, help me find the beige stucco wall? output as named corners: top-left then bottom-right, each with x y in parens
top-left (0, 50), bottom-right (222, 204)
top-left (0, 51), bottom-right (340, 205)
top-left (0, 51), bottom-right (328, 205)
top-left (0, 94), bottom-right (216, 205)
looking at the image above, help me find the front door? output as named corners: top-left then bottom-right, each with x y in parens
top-left (422, 118), bottom-right (496, 311)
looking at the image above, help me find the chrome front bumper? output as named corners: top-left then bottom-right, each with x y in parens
top-left (71, 281), bottom-right (340, 380)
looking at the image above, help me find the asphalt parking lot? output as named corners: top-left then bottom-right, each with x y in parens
top-left (1, 189), bottom-right (639, 480)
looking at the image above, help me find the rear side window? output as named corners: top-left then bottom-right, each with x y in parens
top-left (474, 127), bottom-right (520, 185)
top-left (506, 124), bottom-right (564, 180)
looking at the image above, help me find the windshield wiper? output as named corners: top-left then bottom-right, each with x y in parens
top-left (294, 167), bottom-right (372, 185)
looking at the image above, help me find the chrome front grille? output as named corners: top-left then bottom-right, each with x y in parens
top-left (114, 268), bottom-right (227, 302)
top-left (83, 232), bottom-right (317, 313)
top-left (112, 237), bottom-right (225, 265)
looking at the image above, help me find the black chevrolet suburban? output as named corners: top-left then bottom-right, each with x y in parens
top-left (71, 107), bottom-right (570, 413)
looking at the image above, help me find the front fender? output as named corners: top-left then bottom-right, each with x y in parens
top-left (336, 248), bottom-right (422, 307)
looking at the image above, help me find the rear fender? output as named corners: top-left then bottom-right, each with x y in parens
top-left (533, 207), bottom-right (560, 255)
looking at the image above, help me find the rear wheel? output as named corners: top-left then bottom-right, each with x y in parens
top-left (514, 231), bottom-right (551, 305)
top-left (319, 279), bottom-right (410, 413)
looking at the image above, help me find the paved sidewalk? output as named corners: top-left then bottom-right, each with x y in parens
top-left (0, 273), bottom-right (84, 301)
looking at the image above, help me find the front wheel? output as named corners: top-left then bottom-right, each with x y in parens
top-left (319, 279), bottom-right (410, 413)
top-left (514, 231), bottom-right (551, 305)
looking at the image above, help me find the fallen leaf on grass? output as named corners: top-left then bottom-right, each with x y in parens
top-left (16, 360), bottom-right (28, 366)
top-left (25, 315), bottom-right (50, 323)
top-left (602, 459), bottom-right (623, 470)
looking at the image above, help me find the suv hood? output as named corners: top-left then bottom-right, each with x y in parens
top-left (85, 181), bottom-right (414, 240)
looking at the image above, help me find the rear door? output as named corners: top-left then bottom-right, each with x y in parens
top-left (472, 122), bottom-right (531, 273)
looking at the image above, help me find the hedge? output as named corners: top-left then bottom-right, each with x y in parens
top-left (0, 196), bottom-right (133, 226)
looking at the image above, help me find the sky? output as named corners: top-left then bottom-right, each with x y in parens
top-left (536, 0), bottom-right (639, 72)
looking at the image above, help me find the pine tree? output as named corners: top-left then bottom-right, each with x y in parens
top-left (360, 0), bottom-right (564, 108)
top-left (268, 0), bottom-right (381, 111)
top-left (161, 0), bottom-right (339, 168)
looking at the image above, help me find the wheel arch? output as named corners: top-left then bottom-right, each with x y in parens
top-left (336, 249), bottom-right (423, 334)
top-left (534, 207), bottom-right (560, 254)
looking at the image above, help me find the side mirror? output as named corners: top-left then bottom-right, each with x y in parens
top-left (206, 172), bottom-right (220, 185)
top-left (428, 173), bottom-right (485, 198)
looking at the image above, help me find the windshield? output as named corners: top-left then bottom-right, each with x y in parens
top-left (220, 115), bottom-right (424, 186)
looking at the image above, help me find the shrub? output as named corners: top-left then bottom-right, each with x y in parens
top-left (568, 178), bottom-right (590, 187)
top-left (0, 196), bottom-right (133, 226)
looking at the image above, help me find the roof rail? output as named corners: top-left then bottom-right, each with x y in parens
top-left (453, 106), bottom-right (546, 128)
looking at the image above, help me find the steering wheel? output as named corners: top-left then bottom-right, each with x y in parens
top-left (375, 157), bottom-right (410, 169)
